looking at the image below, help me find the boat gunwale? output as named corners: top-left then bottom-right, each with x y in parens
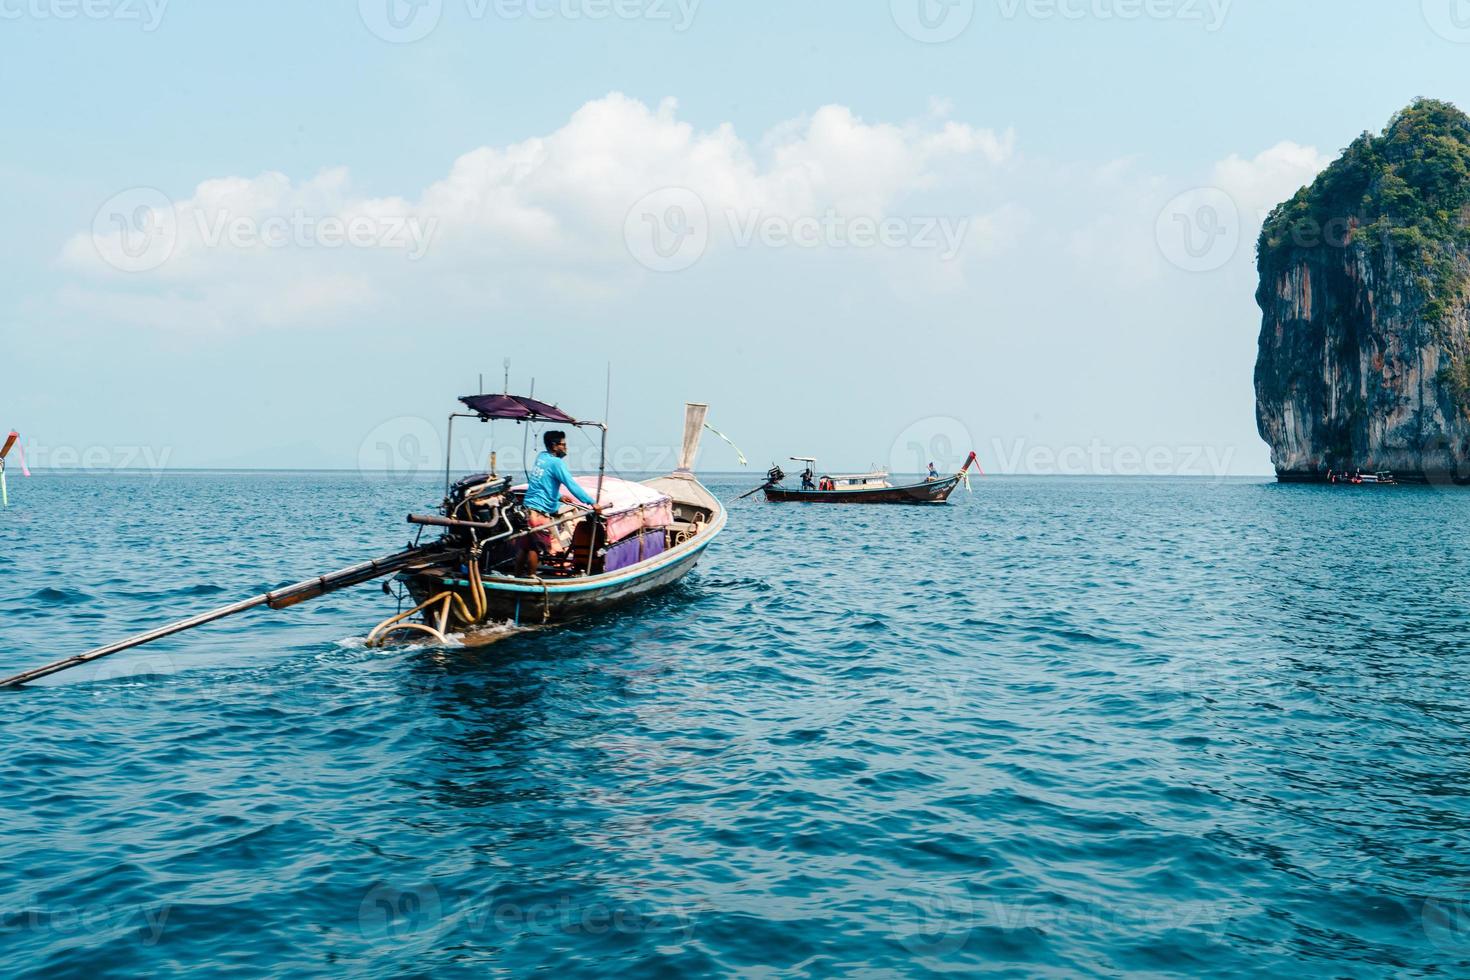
top-left (424, 500), bottom-right (727, 595)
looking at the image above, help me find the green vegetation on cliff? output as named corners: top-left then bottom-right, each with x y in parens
top-left (1258, 98), bottom-right (1470, 325)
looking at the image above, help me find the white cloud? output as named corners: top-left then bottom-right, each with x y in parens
top-left (1210, 141), bottom-right (1331, 225)
top-left (56, 93), bottom-right (1333, 335)
top-left (61, 93), bottom-right (1016, 329)
top-left (1064, 141), bottom-right (1332, 287)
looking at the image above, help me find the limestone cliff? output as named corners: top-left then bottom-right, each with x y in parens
top-left (1254, 99), bottom-right (1470, 482)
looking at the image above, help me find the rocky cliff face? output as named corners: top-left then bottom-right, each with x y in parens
top-left (1255, 99), bottom-right (1470, 482)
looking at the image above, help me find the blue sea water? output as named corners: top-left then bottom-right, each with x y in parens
top-left (3, 472), bottom-right (1470, 978)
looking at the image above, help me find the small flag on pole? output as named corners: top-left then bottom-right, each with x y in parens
top-left (703, 423), bottom-right (748, 467)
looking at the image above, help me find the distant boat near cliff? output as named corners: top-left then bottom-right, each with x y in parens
top-left (1324, 469), bottom-right (1398, 486)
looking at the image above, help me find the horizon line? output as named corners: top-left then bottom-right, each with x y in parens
top-left (12, 467), bottom-right (1282, 478)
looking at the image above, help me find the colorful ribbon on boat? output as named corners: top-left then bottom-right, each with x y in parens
top-left (703, 423), bottom-right (748, 467)
top-left (960, 451), bottom-right (983, 492)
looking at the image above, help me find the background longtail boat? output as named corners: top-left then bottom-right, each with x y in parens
top-left (755, 452), bottom-right (980, 504)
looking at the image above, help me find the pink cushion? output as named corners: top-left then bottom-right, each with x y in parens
top-left (514, 476), bottom-right (674, 544)
top-left (566, 477), bottom-right (674, 542)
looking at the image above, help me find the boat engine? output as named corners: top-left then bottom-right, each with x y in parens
top-left (766, 465), bottom-right (785, 486)
top-left (442, 474), bottom-right (513, 535)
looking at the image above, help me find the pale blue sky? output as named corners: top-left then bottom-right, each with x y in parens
top-left (3, 1), bottom-right (1468, 476)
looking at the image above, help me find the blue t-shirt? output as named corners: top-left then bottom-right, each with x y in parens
top-left (524, 451), bottom-right (597, 514)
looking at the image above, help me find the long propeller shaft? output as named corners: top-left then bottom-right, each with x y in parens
top-left (0, 545), bottom-right (449, 689)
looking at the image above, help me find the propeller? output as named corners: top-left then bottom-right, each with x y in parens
top-left (737, 464), bottom-right (785, 500)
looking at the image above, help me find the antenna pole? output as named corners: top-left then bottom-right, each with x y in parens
top-left (599, 363), bottom-right (611, 501)
top-left (587, 364), bottom-right (611, 578)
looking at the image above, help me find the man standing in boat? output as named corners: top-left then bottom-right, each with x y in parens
top-left (519, 430), bottom-right (606, 576)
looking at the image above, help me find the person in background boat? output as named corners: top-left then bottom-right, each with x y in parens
top-left (927, 462), bottom-right (939, 481)
top-left (518, 430), bottom-right (606, 576)
top-left (801, 468), bottom-right (816, 491)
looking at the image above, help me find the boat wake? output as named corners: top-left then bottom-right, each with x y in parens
top-left (336, 619), bottom-right (526, 652)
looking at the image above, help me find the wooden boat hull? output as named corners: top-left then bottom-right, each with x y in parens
top-left (764, 474), bottom-right (963, 504)
top-left (399, 507), bottom-right (726, 627)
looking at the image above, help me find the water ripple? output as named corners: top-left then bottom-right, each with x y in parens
top-left (2, 476), bottom-right (1470, 975)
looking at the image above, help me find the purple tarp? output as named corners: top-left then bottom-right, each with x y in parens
top-left (602, 528), bottom-right (667, 573)
top-left (460, 394), bottom-right (577, 423)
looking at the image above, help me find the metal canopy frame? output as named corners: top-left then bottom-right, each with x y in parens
top-left (443, 412), bottom-right (609, 509)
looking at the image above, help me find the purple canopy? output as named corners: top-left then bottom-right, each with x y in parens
top-left (459, 394), bottom-right (578, 423)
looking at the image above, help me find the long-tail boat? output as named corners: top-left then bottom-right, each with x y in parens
top-left (368, 396), bottom-right (726, 644)
top-left (752, 453), bottom-right (979, 504)
top-left (1, 397), bottom-right (724, 687)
